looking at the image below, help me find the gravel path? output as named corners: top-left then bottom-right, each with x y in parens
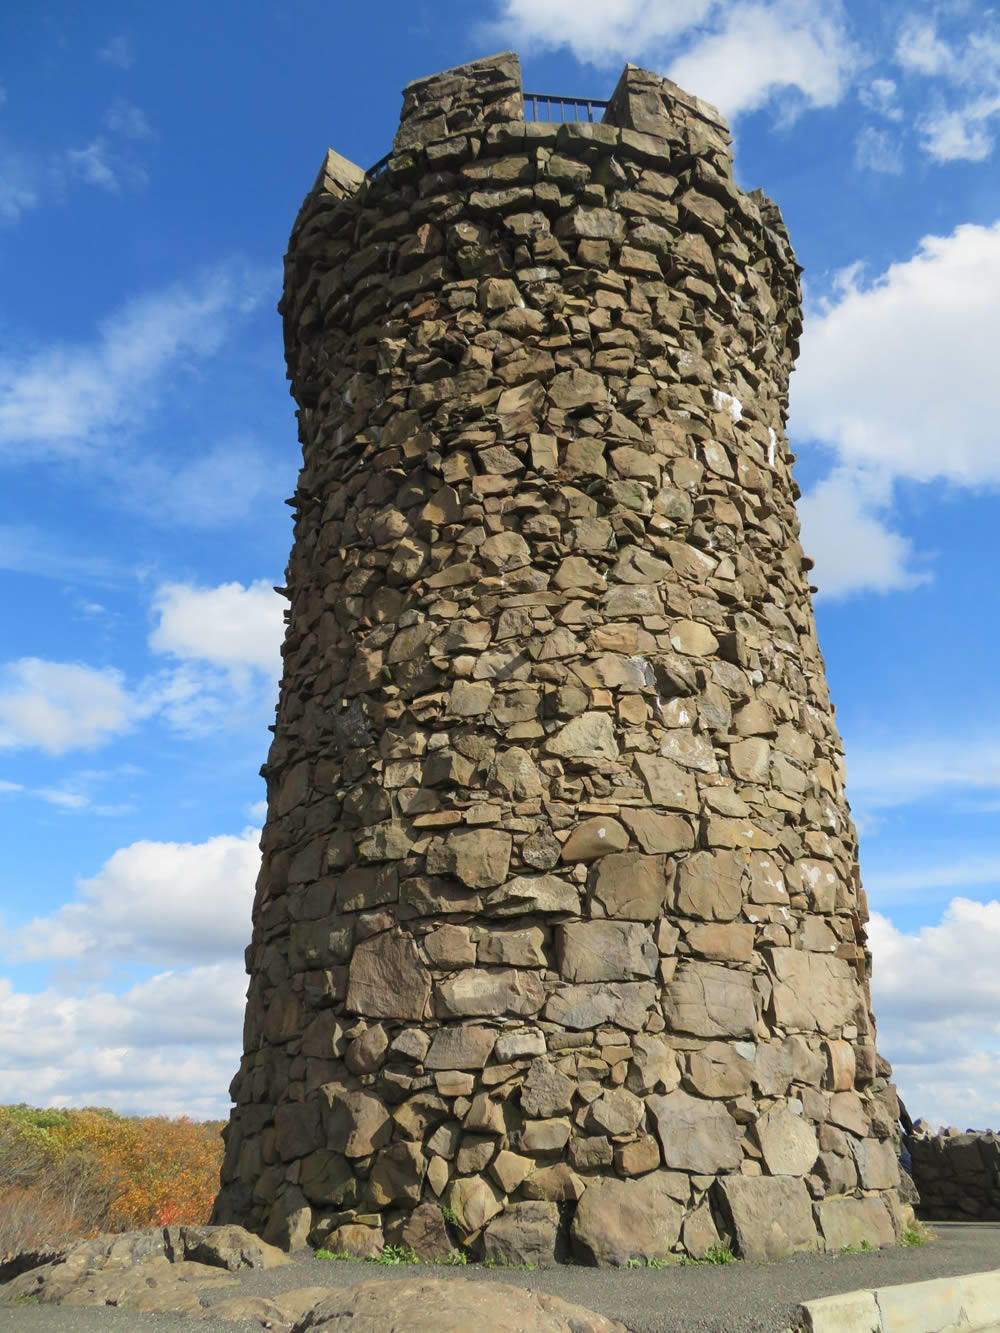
top-left (1, 1221), bottom-right (997, 1333)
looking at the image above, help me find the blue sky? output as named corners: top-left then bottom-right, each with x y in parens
top-left (2, 0), bottom-right (999, 1129)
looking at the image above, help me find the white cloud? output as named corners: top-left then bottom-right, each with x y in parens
top-left (871, 902), bottom-right (1000, 1129)
top-left (896, 21), bottom-right (952, 77)
top-left (491, 0), bottom-right (856, 120)
top-left (0, 576), bottom-right (281, 755)
top-left (895, 19), bottom-right (1000, 162)
top-left (853, 126), bottom-right (903, 173)
top-left (859, 77), bottom-right (902, 121)
top-left (150, 580), bottom-right (283, 674)
top-left (0, 151), bottom-right (40, 224)
top-left (793, 221), bottom-right (1000, 485)
top-left (492, 0), bottom-right (713, 65)
top-left (865, 856), bottom-right (1000, 908)
top-left (0, 659), bottom-right (134, 755)
top-left (919, 106), bottom-right (995, 162)
top-left (3, 827), bottom-right (259, 968)
top-left (797, 467), bottom-right (926, 597)
top-left (104, 100), bottom-right (153, 141)
top-left (97, 36), bottom-right (134, 69)
top-left (845, 732), bottom-right (1000, 811)
top-left (0, 965), bottom-right (244, 1117)
top-left (119, 437), bottom-right (279, 528)
top-left (67, 137), bottom-right (120, 191)
top-left (0, 265), bottom-right (267, 460)
top-left (668, 0), bottom-right (855, 120)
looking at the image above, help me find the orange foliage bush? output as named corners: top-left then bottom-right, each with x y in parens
top-left (0, 1106), bottom-right (225, 1255)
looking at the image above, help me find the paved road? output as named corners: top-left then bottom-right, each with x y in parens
top-left (1, 1222), bottom-right (998, 1333)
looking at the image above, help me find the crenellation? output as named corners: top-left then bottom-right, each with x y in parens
top-left (214, 50), bottom-right (908, 1266)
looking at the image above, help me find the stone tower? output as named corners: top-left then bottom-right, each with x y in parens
top-left (214, 53), bottom-right (906, 1265)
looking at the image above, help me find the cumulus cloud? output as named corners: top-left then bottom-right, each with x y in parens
top-left (0, 659), bottom-right (134, 755)
top-left (3, 827), bottom-right (259, 967)
top-left (0, 576), bottom-right (281, 755)
top-left (791, 220), bottom-right (1000, 595)
top-left (0, 823), bottom-right (257, 1115)
top-left (490, 0), bottom-right (856, 119)
top-left (0, 965), bottom-right (244, 1117)
top-left (0, 265), bottom-right (267, 460)
top-left (150, 579), bottom-right (283, 675)
top-left (895, 18), bottom-right (1000, 162)
top-left (797, 467), bottom-right (926, 597)
top-left (871, 902), bottom-right (1000, 1129)
top-left (795, 222), bottom-right (1000, 484)
top-left (668, 0), bottom-right (855, 120)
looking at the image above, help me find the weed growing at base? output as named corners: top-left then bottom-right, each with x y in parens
top-left (901, 1223), bottom-right (934, 1247)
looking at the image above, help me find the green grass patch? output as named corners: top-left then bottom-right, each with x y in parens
top-left (678, 1243), bottom-right (738, 1266)
top-left (901, 1223), bottom-right (934, 1247)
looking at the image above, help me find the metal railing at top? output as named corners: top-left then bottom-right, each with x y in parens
top-left (363, 94), bottom-right (610, 177)
top-left (523, 92), bottom-right (609, 123)
top-left (365, 151), bottom-right (392, 181)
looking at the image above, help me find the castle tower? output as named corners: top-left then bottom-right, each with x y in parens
top-left (214, 53), bottom-right (905, 1265)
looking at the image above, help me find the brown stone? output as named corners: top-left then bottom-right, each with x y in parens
top-left (444, 1175), bottom-right (504, 1232)
top-left (673, 850), bottom-right (746, 921)
top-left (620, 809), bottom-right (695, 854)
top-left (648, 1089), bottom-right (743, 1173)
top-left (544, 981), bottom-right (656, 1031)
top-left (713, 1176), bottom-right (819, 1262)
top-left (687, 1041), bottom-right (754, 1098)
top-left (520, 1057), bottom-right (576, 1117)
top-left (346, 932), bottom-right (431, 1020)
top-left (300, 1277), bottom-right (630, 1332)
top-left (815, 1196), bottom-right (895, 1252)
top-left (572, 1174), bottom-right (684, 1267)
top-left (483, 1201), bottom-right (560, 1267)
top-left (425, 1024), bottom-right (498, 1069)
top-left (322, 1086), bottom-right (392, 1158)
top-left (560, 815), bottom-right (630, 861)
top-left (663, 961), bottom-right (756, 1038)
top-left (589, 853), bottom-right (667, 920)
top-left (557, 920), bottom-right (657, 982)
top-left (436, 967), bottom-right (545, 1018)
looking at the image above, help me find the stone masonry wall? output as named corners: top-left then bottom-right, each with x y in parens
top-left (213, 52), bottom-right (908, 1266)
top-left (907, 1125), bottom-right (1000, 1221)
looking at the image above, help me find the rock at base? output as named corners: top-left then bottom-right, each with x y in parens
top-left (571, 1174), bottom-right (683, 1267)
top-left (713, 1175), bottom-right (819, 1262)
top-left (303, 1276), bottom-right (628, 1332)
top-left (815, 1195), bottom-right (896, 1251)
top-left (483, 1200), bottom-right (559, 1267)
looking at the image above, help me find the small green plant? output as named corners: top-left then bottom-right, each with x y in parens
top-left (625, 1256), bottom-right (643, 1269)
top-left (432, 1249), bottom-right (468, 1266)
top-left (840, 1238), bottom-right (876, 1255)
top-left (315, 1248), bottom-right (351, 1261)
top-left (679, 1243), bottom-right (738, 1266)
top-left (441, 1206), bottom-right (461, 1228)
top-left (645, 1256), bottom-right (673, 1269)
top-left (901, 1223), bottom-right (933, 1247)
top-left (369, 1245), bottom-right (419, 1266)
